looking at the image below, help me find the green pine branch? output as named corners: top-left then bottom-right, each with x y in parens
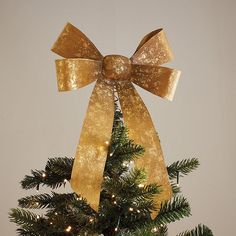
top-left (9, 208), bottom-right (38, 226)
top-left (105, 135), bottom-right (144, 178)
top-left (167, 158), bottom-right (199, 180)
top-left (20, 157), bottom-right (73, 190)
top-left (155, 196), bottom-right (191, 225)
top-left (9, 208), bottom-right (76, 236)
top-left (18, 192), bottom-right (94, 216)
top-left (176, 224), bottom-right (213, 236)
top-left (103, 169), bottom-right (160, 203)
top-left (119, 224), bottom-right (168, 236)
top-left (18, 192), bottom-right (76, 209)
top-left (171, 182), bottom-right (181, 195)
top-left (98, 168), bottom-right (160, 233)
top-left (45, 156), bottom-right (73, 177)
top-left (111, 124), bottom-right (128, 145)
top-left (18, 193), bottom-right (51, 209)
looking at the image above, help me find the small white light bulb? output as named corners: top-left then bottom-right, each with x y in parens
top-left (152, 227), bottom-right (158, 232)
top-left (138, 184), bottom-right (144, 188)
top-left (129, 207), bottom-right (133, 212)
top-left (65, 226), bottom-right (72, 232)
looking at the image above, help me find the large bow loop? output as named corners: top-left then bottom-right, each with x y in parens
top-left (131, 65), bottom-right (180, 101)
top-left (131, 29), bottom-right (174, 65)
top-left (51, 23), bottom-right (180, 219)
top-left (51, 22), bottom-right (102, 60)
top-left (55, 59), bottom-right (102, 91)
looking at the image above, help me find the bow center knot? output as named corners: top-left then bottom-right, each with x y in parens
top-left (102, 55), bottom-right (131, 81)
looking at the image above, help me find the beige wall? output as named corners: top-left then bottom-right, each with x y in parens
top-left (1, 0), bottom-right (235, 235)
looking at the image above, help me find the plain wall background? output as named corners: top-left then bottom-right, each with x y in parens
top-left (0, 0), bottom-right (235, 235)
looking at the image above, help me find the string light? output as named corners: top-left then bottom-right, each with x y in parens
top-left (42, 173), bottom-right (46, 178)
top-left (50, 222), bottom-right (53, 225)
top-left (137, 209), bottom-right (140, 213)
top-left (36, 215), bottom-right (40, 219)
top-left (89, 218), bottom-right (94, 223)
top-left (65, 225), bottom-right (72, 232)
top-left (129, 207), bottom-right (133, 212)
top-left (113, 201), bottom-right (117, 204)
top-left (112, 194), bottom-right (115, 198)
top-left (105, 141), bottom-right (109, 145)
top-left (138, 183), bottom-right (144, 188)
top-left (55, 212), bottom-right (58, 215)
top-left (109, 153), bottom-right (113, 156)
top-left (115, 215), bottom-right (121, 233)
top-left (64, 179), bottom-right (67, 183)
top-left (152, 227), bottom-right (158, 232)
top-left (122, 161), bottom-right (129, 167)
top-left (132, 201), bottom-right (137, 205)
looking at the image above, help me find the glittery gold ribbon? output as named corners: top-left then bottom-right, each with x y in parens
top-left (51, 23), bottom-right (181, 218)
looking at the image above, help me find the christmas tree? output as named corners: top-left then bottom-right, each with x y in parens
top-left (9, 103), bottom-right (213, 236)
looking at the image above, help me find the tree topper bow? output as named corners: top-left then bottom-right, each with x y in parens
top-left (51, 23), bottom-right (181, 219)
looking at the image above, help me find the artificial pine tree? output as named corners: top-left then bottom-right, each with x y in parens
top-left (9, 103), bottom-right (213, 236)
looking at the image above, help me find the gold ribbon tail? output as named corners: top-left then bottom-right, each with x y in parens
top-left (71, 79), bottom-right (115, 211)
top-left (116, 81), bottom-right (172, 219)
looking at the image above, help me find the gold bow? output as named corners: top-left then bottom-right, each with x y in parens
top-left (51, 23), bottom-right (181, 219)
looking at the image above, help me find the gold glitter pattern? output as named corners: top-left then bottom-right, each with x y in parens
top-left (131, 29), bottom-right (174, 65)
top-left (71, 78), bottom-right (114, 211)
top-left (116, 81), bottom-right (172, 218)
top-left (102, 55), bottom-right (132, 81)
top-left (51, 22), bottom-right (181, 218)
top-left (55, 59), bottom-right (102, 91)
top-left (131, 65), bottom-right (181, 101)
top-left (51, 23), bottom-right (103, 60)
